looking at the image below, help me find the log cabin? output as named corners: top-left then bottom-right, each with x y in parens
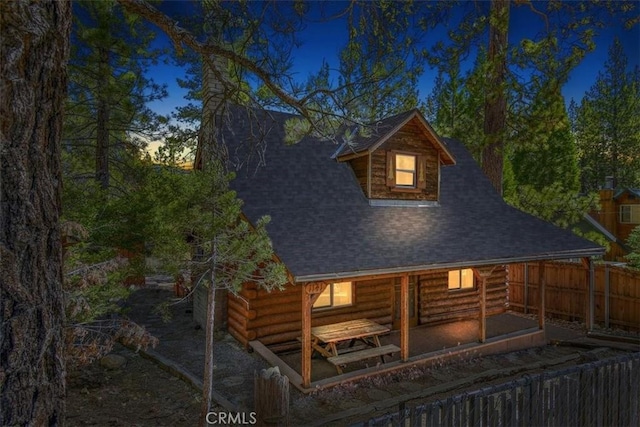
top-left (193, 106), bottom-right (605, 389)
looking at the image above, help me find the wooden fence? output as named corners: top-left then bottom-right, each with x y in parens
top-left (508, 262), bottom-right (640, 331)
top-left (354, 352), bottom-right (640, 427)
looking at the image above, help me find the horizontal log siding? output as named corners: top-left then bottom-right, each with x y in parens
top-left (370, 118), bottom-right (439, 201)
top-left (418, 267), bottom-right (507, 324)
top-left (228, 278), bottom-right (394, 348)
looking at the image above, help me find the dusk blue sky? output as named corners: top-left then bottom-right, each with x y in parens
top-left (146, 1), bottom-right (639, 118)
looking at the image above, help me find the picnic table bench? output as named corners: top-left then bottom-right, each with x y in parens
top-left (310, 319), bottom-right (397, 374)
top-left (327, 344), bottom-right (400, 373)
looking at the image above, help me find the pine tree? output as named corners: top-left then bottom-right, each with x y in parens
top-left (336, 1), bottom-right (422, 123)
top-left (425, 51), bottom-right (488, 161)
top-left (573, 38), bottom-right (640, 191)
top-left (511, 81), bottom-right (580, 193)
top-left (627, 225), bottom-right (640, 269)
top-left (420, 1), bottom-right (636, 192)
top-left (61, 1), bottom-right (171, 323)
top-left (65, 0), bottom-right (168, 191)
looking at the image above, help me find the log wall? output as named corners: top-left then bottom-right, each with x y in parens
top-left (228, 266), bottom-right (508, 348)
top-left (227, 277), bottom-right (394, 348)
top-left (349, 155), bottom-right (369, 197)
top-left (370, 117), bottom-right (440, 201)
top-left (417, 267), bottom-right (508, 324)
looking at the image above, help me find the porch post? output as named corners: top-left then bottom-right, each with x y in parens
top-left (400, 274), bottom-right (410, 361)
top-left (300, 282), bottom-right (327, 388)
top-left (581, 257), bottom-right (595, 332)
top-left (301, 286), bottom-right (312, 388)
top-left (538, 261), bottom-right (545, 330)
top-left (473, 267), bottom-right (496, 343)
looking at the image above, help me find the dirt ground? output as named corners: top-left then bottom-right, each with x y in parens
top-left (66, 346), bottom-right (203, 427)
top-left (65, 342), bottom-right (634, 427)
top-left (65, 281), bottom-right (638, 426)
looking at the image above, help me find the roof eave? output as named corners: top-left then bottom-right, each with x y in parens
top-left (334, 112), bottom-right (416, 162)
top-left (335, 150), bottom-right (369, 162)
top-left (413, 114), bottom-right (456, 165)
top-left (293, 247), bottom-right (605, 283)
top-left (583, 213), bottom-right (618, 243)
top-left (335, 109), bottom-right (456, 165)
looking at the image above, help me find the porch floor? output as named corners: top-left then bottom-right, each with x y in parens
top-left (252, 312), bottom-right (551, 390)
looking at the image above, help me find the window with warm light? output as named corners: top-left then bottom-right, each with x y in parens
top-left (620, 205), bottom-right (640, 224)
top-left (313, 282), bottom-right (353, 309)
top-left (448, 269), bottom-right (475, 291)
top-left (395, 154), bottom-right (417, 187)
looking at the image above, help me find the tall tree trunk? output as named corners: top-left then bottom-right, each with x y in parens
top-left (482, 0), bottom-right (510, 195)
top-left (197, 53), bottom-right (227, 426)
top-left (96, 47), bottom-right (111, 190)
top-left (199, 241), bottom-right (217, 427)
top-left (0, 1), bottom-right (71, 425)
top-left (96, 100), bottom-right (111, 190)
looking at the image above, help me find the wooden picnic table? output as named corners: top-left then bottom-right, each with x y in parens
top-left (310, 319), bottom-right (399, 374)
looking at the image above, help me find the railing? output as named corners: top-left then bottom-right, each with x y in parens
top-left (352, 352), bottom-right (640, 427)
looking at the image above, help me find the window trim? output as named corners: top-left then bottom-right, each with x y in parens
top-left (395, 153), bottom-right (417, 189)
top-left (312, 281), bottom-right (354, 310)
top-left (386, 150), bottom-right (427, 192)
top-left (447, 269), bottom-right (476, 292)
top-left (619, 204), bottom-right (640, 224)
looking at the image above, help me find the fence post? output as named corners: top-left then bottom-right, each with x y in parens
top-left (524, 263), bottom-right (529, 314)
top-left (605, 264), bottom-right (610, 329)
top-left (589, 260), bottom-right (595, 332)
top-left (254, 366), bottom-right (289, 426)
top-left (538, 261), bottom-right (546, 330)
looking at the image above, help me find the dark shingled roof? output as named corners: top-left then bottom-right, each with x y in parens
top-left (223, 107), bottom-right (604, 282)
top-left (332, 109), bottom-right (455, 165)
top-left (614, 188), bottom-right (640, 199)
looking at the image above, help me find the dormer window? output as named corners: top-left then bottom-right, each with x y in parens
top-left (386, 151), bottom-right (427, 191)
top-left (395, 154), bottom-right (417, 187)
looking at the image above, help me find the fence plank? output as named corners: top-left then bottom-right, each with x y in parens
top-left (595, 364), bottom-right (604, 426)
top-left (354, 355), bottom-right (640, 427)
top-left (508, 262), bottom-right (640, 331)
top-left (550, 378), bottom-right (561, 426)
top-left (471, 395), bottom-right (482, 427)
top-left (619, 360), bottom-right (629, 427)
top-left (506, 386), bottom-right (516, 427)
top-left (631, 357), bottom-right (640, 426)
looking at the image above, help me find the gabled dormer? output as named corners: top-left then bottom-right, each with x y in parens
top-left (334, 109), bottom-right (455, 204)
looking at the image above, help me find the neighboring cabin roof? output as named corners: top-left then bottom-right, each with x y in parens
top-left (223, 107), bottom-right (604, 283)
top-left (581, 214), bottom-right (618, 243)
top-left (332, 109), bottom-right (455, 165)
top-left (614, 188), bottom-right (640, 200)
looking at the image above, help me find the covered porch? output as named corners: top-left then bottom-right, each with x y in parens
top-left (251, 312), bottom-right (546, 392)
top-left (250, 258), bottom-right (598, 392)
top-left (298, 265), bottom-right (541, 389)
